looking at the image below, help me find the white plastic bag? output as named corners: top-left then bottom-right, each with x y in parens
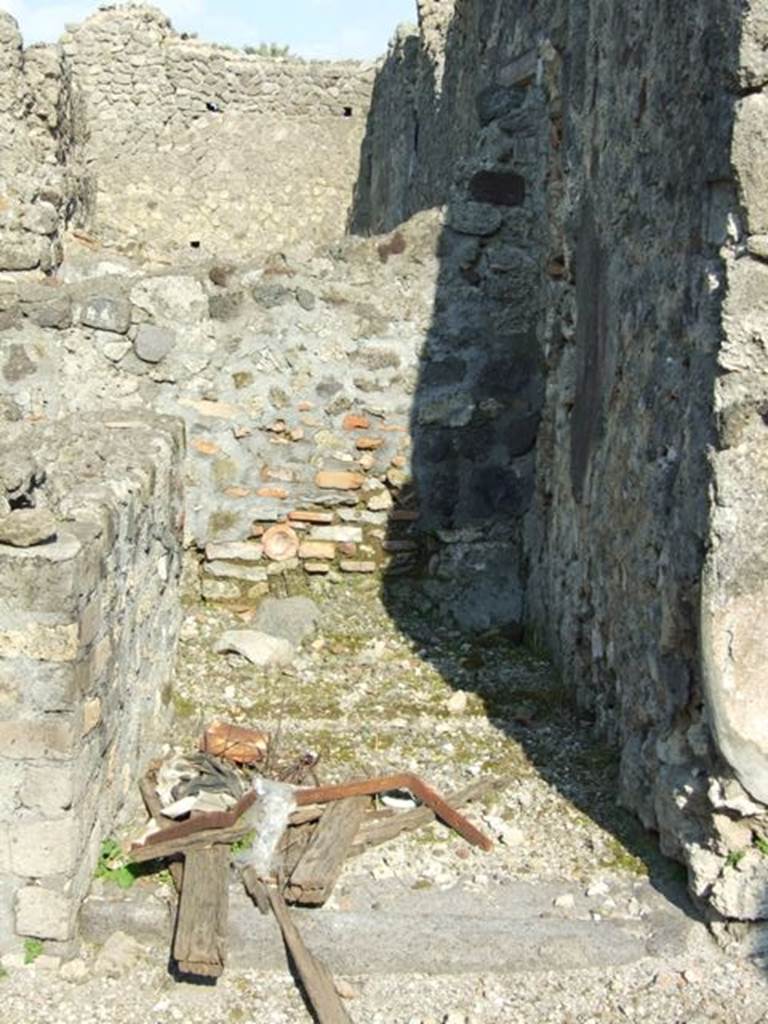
top-left (234, 777), bottom-right (296, 877)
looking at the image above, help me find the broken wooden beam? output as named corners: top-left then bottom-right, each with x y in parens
top-left (264, 884), bottom-right (353, 1024)
top-left (172, 808), bottom-right (230, 979)
top-left (285, 797), bottom-right (367, 905)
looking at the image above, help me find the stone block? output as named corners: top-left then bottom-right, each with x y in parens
top-left (308, 525), bottom-right (363, 544)
top-left (447, 201), bottom-right (503, 237)
top-left (0, 719), bottom-right (75, 760)
top-left (80, 297), bottom-right (131, 335)
top-left (20, 765), bottom-right (74, 814)
top-left (10, 816), bottom-right (78, 877)
top-left (15, 885), bottom-right (74, 941)
top-left (133, 324), bottom-right (176, 363)
top-left (0, 621), bottom-right (79, 662)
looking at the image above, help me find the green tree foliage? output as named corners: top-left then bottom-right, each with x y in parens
top-left (244, 42), bottom-right (292, 58)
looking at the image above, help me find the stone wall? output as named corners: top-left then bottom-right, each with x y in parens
top-left (354, 0), bottom-right (768, 933)
top-left (0, 213), bottom-right (441, 597)
top-left (32, 5), bottom-right (373, 263)
top-left (0, 13), bottom-right (65, 275)
top-left (0, 414), bottom-right (183, 946)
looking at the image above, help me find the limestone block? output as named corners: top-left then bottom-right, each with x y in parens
top-left (0, 621), bottom-right (79, 662)
top-left (0, 719), bottom-right (75, 760)
top-left (20, 202), bottom-right (58, 236)
top-left (710, 850), bottom-right (768, 920)
top-left (733, 92), bottom-right (768, 235)
top-left (10, 816), bottom-right (78, 877)
top-left (19, 765), bottom-right (74, 815)
top-left (130, 276), bottom-right (208, 325)
top-left (0, 233), bottom-right (42, 271)
top-left (15, 885), bottom-right (74, 941)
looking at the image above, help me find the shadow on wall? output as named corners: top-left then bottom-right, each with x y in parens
top-left (349, 0), bottom-right (756, 920)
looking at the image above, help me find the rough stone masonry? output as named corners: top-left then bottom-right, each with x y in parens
top-left (1, 0), bottom-right (768, 951)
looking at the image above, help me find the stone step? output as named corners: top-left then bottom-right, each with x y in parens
top-left (80, 876), bottom-right (702, 977)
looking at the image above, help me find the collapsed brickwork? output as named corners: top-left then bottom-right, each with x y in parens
top-left (1, 0), bottom-right (768, 951)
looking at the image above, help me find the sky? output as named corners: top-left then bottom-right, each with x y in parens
top-left (3, 0), bottom-right (418, 59)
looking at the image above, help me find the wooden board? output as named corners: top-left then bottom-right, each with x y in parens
top-left (266, 886), bottom-right (353, 1024)
top-left (286, 797), bottom-right (367, 905)
top-left (173, 844), bottom-right (230, 977)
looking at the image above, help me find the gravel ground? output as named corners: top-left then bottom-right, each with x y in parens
top-left (3, 578), bottom-right (766, 1022)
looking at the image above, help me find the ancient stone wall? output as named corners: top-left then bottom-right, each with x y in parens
top-left (355, 0), bottom-right (768, 934)
top-left (58, 5), bottom-right (375, 261)
top-left (0, 14), bottom-right (65, 274)
top-left (0, 414), bottom-right (183, 946)
top-left (0, 214), bottom-right (440, 599)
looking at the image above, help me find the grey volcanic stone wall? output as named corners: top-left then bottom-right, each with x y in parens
top-left (355, 0), bottom-right (768, 932)
top-left (60, 5), bottom-right (375, 261)
top-left (0, 414), bottom-right (183, 946)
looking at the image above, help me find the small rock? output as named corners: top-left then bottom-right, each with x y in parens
top-left (60, 957), bottom-right (89, 983)
top-left (586, 880), bottom-right (610, 898)
top-left (253, 596), bottom-right (320, 646)
top-left (80, 296), bottom-right (131, 334)
top-left (334, 978), bottom-right (359, 1000)
top-left (295, 287), bottom-right (316, 311)
top-left (94, 930), bottom-right (146, 978)
top-left (554, 893), bottom-right (576, 910)
top-left (214, 630), bottom-right (295, 667)
top-left (134, 324), bottom-right (176, 363)
top-left (366, 490), bottom-right (393, 512)
top-left (0, 508), bottom-right (57, 547)
top-left (446, 691), bottom-right (468, 715)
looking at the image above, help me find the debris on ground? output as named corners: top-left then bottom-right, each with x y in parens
top-left (128, 721), bottom-right (497, 1022)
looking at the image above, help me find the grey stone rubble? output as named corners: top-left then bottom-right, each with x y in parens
top-left (0, 0), bottom-right (765, 993)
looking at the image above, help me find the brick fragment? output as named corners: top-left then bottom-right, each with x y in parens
top-left (192, 438), bottom-right (220, 456)
top-left (356, 437), bottom-right (383, 451)
top-left (340, 560), bottom-right (377, 574)
top-left (342, 414), bottom-right (370, 431)
top-left (288, 510), bottom-right (334, 525)
top-left (257, 486), bottom-right (289, 500)
top-left (224, 486), bottom-right (251, 498)
top-left (304, 562), bottom-right (331, 575)
top-left (315, 471), bottom-right (364, 491)
top-left (299, 541), bottom-right (336, 561)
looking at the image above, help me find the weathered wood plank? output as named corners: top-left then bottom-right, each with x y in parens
top-left (173, 844), bottom-right (230, 977)
top-left (286, 797), bottom-right (367, 905)
top-left (138, 774), bottom-right (184, 891)
top-left (266, 885), bottom-right (353, 1024)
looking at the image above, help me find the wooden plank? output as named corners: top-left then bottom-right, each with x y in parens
top-left (266, 885), bottom-right (353, 1024)
top-left (286, 797), bottom-right (367, 906)
top-left (138, 774), bottom-right (183, 892)
top-left (173, 844), bottom-right (230, 977)
top-left (131, 821), bottom-right (251, 863)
